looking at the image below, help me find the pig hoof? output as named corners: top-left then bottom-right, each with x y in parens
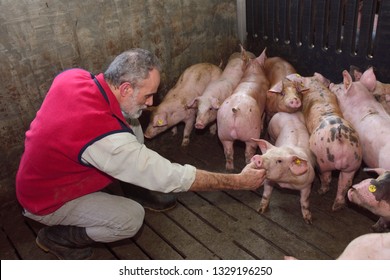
top-left (181, 139), bottom-right (190, 146)
top-left (304, 217), bottom-right (313, 225)
top-left (331, 202), bottom-right (345, 212)
top-left (317, 188), bottom-right (329, 195)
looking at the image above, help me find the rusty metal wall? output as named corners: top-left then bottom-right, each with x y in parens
top-left (0, 0), bottom-right (240, 198)
top-left (246, 0), bottom-right (390, 83)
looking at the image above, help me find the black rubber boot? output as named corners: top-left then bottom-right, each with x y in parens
top-left (120, 182), bottom-right (177, 212)
top-left (36, 225), bottom-right (94, 260)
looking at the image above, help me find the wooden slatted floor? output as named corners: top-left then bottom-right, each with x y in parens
top-left (0, 123), bottom-right (379, 260)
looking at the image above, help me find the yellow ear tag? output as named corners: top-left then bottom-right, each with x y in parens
top-left (294, 159), bottom-right (301, 165)
top-left (157, 119), bottom-right (163, 125)
top-left (368, 185), bottom-right (377, 193)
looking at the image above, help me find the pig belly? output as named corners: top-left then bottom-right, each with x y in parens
top-left (309, 122), bottom-right (362, 172)
top-left (217, 95), bottom-right (262, 141)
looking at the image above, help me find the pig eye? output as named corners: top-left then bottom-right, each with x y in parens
top-left (279, 92), bottom-right (285, 97)
top-left (276, 160), bottom-right (282, 163)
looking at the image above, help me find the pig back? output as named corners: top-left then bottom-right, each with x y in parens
top-left (268, 112), bottom-right (310, 149)
top-left (301, 77), bottom-right (343, 134)
top-left (264, 56), bottom-right (296, 87)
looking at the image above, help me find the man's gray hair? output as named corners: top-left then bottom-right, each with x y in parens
top-left (104, 48), bottom-right (161, 88)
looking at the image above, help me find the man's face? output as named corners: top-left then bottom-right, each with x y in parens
top-left (120, 68), bottom-right (160, 119)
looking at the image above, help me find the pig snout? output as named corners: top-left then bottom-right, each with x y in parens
top-left (251, 155), bottom-right (264, 169)
top-left (195, 121), bottom-right (205, 129)
top-left (287, 97), bottom-right (301, 109)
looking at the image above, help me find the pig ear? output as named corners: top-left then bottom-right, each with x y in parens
top-left (268, 81), bottom-right (283, 95)
top-left (256, 47), bottom-right (267, 65)
top-left (251, 138), bottom-right (274, 154)
top-left (294, 81), bottom-right (309, 93)
top-left (187, 97), bottom-right (199, 108)
top-left (360, 67), bottom-right (377, 92)
top-left (286, 73), bottom-right (303, 84)
top-left (210, 97), bottom-right (220, 109)
top-left (342, 70), bottom-right (353, 91)
top-left (153, 113), bottom-right (168, 127)
top-left (313, 72), bottom-right (331, 87)
top-left (239, 44), bottom-right (248, 62)
top-left (289, 156), bottom-right (308, 175)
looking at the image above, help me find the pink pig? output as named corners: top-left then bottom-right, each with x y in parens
top-left (329, 68), bottom-right (390, 170)
top-left (217, 52), bottom-right (269, 170)
top-left (188, 45), bottom-right (257, 131)
top-left (144, 63), bottom-right (222, 146)
top-left (350, 66), bottom-right (390, 115)
top-left (251, 112), bottom-right (316, 224)
top-left (348, 168), bottom-right (390, 232)
top-left (263, 56), bottom-right (303, 119)
top-left (286, 231), bottom-right (390, 260)
top-left (287, 73), bottom-right (363, 211)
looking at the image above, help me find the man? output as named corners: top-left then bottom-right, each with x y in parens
top-left (16, 48), bottom-right (266, 260)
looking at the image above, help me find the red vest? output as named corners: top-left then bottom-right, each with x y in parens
top-left (16, 69), bottom-right (133, 215)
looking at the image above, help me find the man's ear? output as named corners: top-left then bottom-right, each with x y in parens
top-left (119, 82), bottom-right (134, 97)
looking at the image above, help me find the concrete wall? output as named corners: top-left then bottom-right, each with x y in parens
top-left (0, 0), bottom-right (241, 200)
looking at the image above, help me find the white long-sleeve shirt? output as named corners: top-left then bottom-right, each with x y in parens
top-left (81, 118), bottom-right (196, 193)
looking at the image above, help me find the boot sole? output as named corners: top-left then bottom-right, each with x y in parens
top-left (143, 201), bottom-right (178, 212)
top-left (36, 236), bottom-right (64, 260)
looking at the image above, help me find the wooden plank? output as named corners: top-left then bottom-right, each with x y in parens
top-left (0, 228), bottom-right (19, 259)
top-left (166, 197), bottom-right (256, 259)
top-left (196, 190), bottom-right (330, 259)
top-left (108, 239), bottom-right (150, 260)
top-left (132, 224), bottom-right (184, 259)
top-left (144, 210), bottom-right (219, 259)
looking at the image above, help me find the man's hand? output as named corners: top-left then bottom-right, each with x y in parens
top-left (238, 161), bottom-right (266, 190)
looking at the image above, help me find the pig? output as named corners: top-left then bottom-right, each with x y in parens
top-left (337, 232), bottom-right (390, 259)
top-left (144, 62), bottom-right (222, 146)
top-left (286, 73), bottom-right (363, 211)
top-left (329, 68), bottom-right (390, 170)
top-left (350, 66), bottom-right (390, 115)
top-left (251, 112), bottom-right (316, 224)
top-left (263, 56), bottom-right (303, 120)
top-left (348, 168), bottom-right (390, 232)
top-left (285, 232), bottom-right (390, 260)
top-left (188, 45), bottom-right (257, 131)
top-left (217, 51), bottom-right (269, 171)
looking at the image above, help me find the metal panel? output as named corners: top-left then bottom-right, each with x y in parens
top-left (246, 0), bottom-right (390, 82)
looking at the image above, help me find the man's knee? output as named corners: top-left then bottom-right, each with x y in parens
top-left (120, 201), bottom-right (145, 238)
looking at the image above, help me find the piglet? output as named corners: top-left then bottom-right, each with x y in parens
top-left (217, 51), bottom-right (269, 170)
top-left (329, 68), bottom-right (390, 170)
top-left (144, 62), bottom-right (222, 146)
top-left (188, 45), bottom-right (256, 131)
top-left (287, 73), bottom-right (363, 211)
top-left (263, 56), bottom-right (303, 119)
top-left (251, 112), bottom-right (316, 224)
top-left (348, 168), bottom-right (390, 232)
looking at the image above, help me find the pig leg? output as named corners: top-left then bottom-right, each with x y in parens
top-left (170, 126), bottom-right (178, 136)
top-left (318, 171), bottom-right (332, 195)
top-left (244, 142), bottom-right (258, 164)
top-left (333, 171), bottom-right (355, 211)
top-left (258, 179), bottom-right (274, 213)
top-left (221, 140), bottom-right (234, 171)
top-left (299, 187), bottom-right (312, 224)
top-left (209, 123), bottom-right (217, 135)
top-left (181, 114), bottom-right (196, 146)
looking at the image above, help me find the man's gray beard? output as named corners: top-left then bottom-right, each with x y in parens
top-left (122, 109), bottom-right (143, 119)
